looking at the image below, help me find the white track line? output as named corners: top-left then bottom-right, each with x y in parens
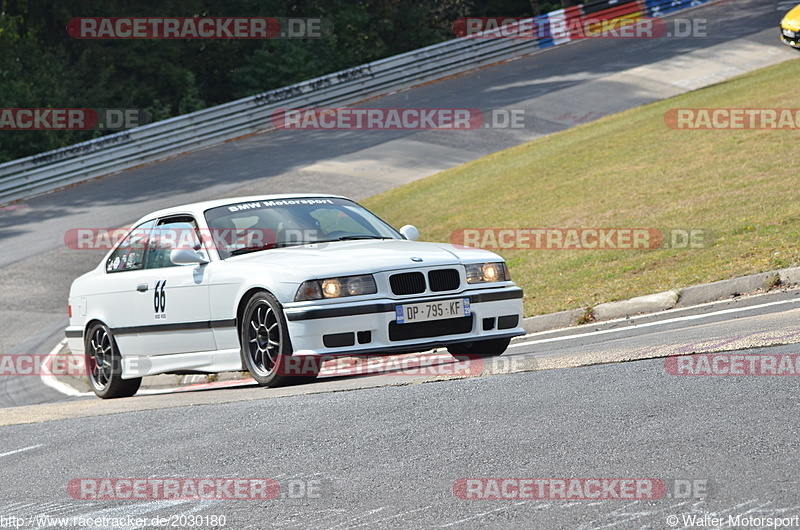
top-left (508, 298), bottom-right (800, 348)
top-left (0, 444), bottom-right (42, 459)
top-left (39, 338), bottom-right (92, 397)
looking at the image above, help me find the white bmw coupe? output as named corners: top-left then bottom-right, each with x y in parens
top-left (66, 194), bottom-right (525, 398)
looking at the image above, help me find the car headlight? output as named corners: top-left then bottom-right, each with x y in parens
top-left (465, 262), bottom-right (510, 284)
top-left (295, 275), bottom-right (377, 301)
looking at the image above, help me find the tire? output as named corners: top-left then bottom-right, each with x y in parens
top-left (240, 291), bottom-right (319, 387)
top-left (85, 323), bottom-right (142, 399)
top-left (447, 337), bottom-right (511, 358)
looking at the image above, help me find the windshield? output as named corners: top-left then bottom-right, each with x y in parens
top-left (204, 197), bottom-right (401, 258)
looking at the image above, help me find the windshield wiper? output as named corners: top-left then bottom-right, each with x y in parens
top-left (229, 241), bottom-right (317, 256)
top-left (326, 235), bottom-right (393, 242)
top-left (229, 246), bottom-right (270, 256)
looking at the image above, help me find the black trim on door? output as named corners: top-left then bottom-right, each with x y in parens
top-left (111, 318), bottom-right (236, 335)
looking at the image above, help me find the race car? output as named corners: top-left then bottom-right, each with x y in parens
top-left (66, 194), bottom-right (525, 398)
top-left (780, 4), bottom-right (800, 48)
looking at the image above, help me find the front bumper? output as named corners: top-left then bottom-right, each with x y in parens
top-left (780, 25), bottom-right (800, 47)
top-left (283, 286), bottom-right (525, 356)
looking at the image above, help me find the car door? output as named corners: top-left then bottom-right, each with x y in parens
top-left (98, 219), bottom-right (156, 357)
top-left (132, 215), bottom-right (216, 356)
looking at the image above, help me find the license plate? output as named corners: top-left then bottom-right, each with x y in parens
top-left (395, 298), bottom-right (470, 324)
top-left (784, 29), bottom-right (796, 37)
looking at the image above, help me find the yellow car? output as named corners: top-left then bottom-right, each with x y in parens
top-left (781, 4), bottom-right (800, 48)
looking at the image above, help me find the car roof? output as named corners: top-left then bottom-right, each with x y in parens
top-left (140, 193), bottom-right (349, 221)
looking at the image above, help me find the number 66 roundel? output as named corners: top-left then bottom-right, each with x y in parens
top-left (154, 280), bottom-right (167, 314)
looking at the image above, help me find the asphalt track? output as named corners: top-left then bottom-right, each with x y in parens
top-left (2, 290), bottom-right (800, 528)
top-left (1, 1), bottom-right (800, 527)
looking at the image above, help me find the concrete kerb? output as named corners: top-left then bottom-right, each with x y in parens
top-left (675, 271), bottom-right (779, 308)
top-left (593, 290), bottom-right (680, 321)
top-left (521, 266), bottom-right (800, 334)
top-left (521, 309), bottom-right (585, 334)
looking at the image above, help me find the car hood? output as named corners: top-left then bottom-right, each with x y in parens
top-left (782, 5), bottom-right (800, 30)
top-left (227, 239), bottom-right (500, 278)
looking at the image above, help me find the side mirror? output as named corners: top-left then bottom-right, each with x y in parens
top-left (170, 248), bottom-right (209, 266)
top-left (399, 225), bottom-right (420, 241)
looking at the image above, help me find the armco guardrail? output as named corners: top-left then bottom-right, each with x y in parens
top-left (0, 0), bottom-right (711, 205)
top-left (0, 30), bottom-right (540, 205)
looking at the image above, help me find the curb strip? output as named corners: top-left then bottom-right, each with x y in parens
top-left (521, 267), bottom-right (799, 334)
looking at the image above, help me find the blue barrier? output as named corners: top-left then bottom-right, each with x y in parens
top-left (645, 0), bottom-right (708, 17)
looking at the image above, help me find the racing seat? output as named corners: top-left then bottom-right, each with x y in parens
top-left (212, 217), bottom-right (239, 259)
